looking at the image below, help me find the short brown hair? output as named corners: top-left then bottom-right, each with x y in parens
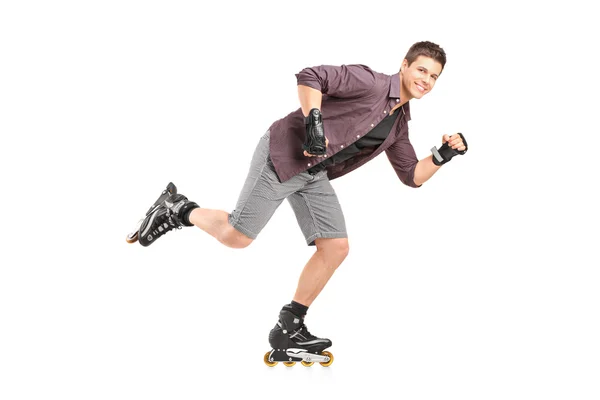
top-left (404, 41), bottom-right (446, 71)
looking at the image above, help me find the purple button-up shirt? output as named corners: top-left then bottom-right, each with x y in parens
top-left (268, 64), bottom-right (420, 188)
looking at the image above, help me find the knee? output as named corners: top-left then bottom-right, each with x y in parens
top-left (316, 238), bottom-right (349, 263)
top-left (219, 225), bottom-right (254, 249)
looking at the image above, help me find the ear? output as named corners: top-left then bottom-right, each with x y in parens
top-left (401, 59), bottom-right (408, 71)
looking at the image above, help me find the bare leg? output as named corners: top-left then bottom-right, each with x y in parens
top-left (292, 238), bottom-right (349, 307)
top-left (188, 208), bottom-right (252, 249)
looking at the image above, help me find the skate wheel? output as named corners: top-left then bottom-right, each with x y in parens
top-left (283, 361), bottom-right (296, 367)
top-left (263, 352), bottom-right (277, 367)
top-left (301, 361), bottom-right (314, 367)
top-left (126, 232), bottom-right (138, 244)
top-left (319, 351), bottom-right (334, 367)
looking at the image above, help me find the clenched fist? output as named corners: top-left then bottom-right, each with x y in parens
top-left (442, 133), bottom-right (467, 152)
top-left (431, 132), bottom-right (468, 166)
top-left (304, 137), bottom-right (329, 157)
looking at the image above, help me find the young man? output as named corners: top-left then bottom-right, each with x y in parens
top-left (128, 41), bottom-right (468, 366)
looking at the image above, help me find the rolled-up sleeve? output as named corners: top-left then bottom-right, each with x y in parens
top-left (295, 64), bottom-right (376, 98)
top-left (385, 132), bottom-right (421, 188)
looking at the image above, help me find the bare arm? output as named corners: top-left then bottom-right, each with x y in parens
top-left (298, 84), bottom-right (322, 117)
top-left (414, 133), bottom-right (468, 185)
top-left (413, 155), bottom-right (441, 186)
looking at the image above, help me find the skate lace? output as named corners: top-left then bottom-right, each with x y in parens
top-left (166, 209), bottom-right (184, 228)
top-left (298, 324), bottom-right (317, 340)
top-left (150, 209), bottom-right (183, 238)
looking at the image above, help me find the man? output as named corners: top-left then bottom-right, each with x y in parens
top-left (127, 41), bottom-right (468, 367)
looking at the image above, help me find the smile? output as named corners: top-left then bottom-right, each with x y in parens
top-left (415, 83), bottom-right (426, 93)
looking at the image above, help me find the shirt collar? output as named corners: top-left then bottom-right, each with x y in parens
top-left (390, 72), bottom-right (401, 99)
top-left (389, 72), bottom-right (411, 121)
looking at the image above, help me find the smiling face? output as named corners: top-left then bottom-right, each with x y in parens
top-left (400, 55), bottom-right (443, 101)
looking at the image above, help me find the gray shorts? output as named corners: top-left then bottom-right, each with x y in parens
top-left (228, 131), bottom-right (347, 246)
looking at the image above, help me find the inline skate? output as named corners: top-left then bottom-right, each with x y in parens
top-left (264, 305), bottom-right (334, 367)
top-left (125, 182), bottom-right (199, 246)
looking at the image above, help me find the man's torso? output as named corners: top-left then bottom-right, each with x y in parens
top-left (267, 65), bottom-right (413, 183)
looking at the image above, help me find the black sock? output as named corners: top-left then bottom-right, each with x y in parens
top-left (289, 300), bottom-right (309, 318)
top-left (181, 202), bottom-right (200, 227)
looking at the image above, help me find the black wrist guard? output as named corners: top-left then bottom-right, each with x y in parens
top-left (431, 132), bottom-right (468, 166)
top-left (302, 108), bottom-right (326, 155)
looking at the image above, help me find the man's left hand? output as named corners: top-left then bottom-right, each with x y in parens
top-left (431, 132), bottom-right (468, 166)
top-left (442, 133), bottom-right (467, 152)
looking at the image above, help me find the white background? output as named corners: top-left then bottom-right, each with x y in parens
top-left (1, 0), bottom-right (598, 399)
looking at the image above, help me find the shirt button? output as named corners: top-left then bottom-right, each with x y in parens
top-left (307, 163), bottom-right (311, 166)
top-left (371, 123), bottom-right (374, 127)
top-left (356, 135), bottom-right (360, 138)
top-left (396, 99), bottom-right (399, 102)
top-left (324, 155), bottom-right (327, 157)
top-left (341, 145), bottom-right (344, 148)
top-left (384, 110), bottom-right (387, 114)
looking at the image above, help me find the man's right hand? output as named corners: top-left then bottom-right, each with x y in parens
top-left (304, 137), bottom-right (329, 157)
top-left (302, 108), bottom-right (328, 156)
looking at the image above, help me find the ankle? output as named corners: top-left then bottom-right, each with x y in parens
top-left (180, 202), bottom-right (200, 226)
top-left (288, 300), bottom-right (309, 318)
